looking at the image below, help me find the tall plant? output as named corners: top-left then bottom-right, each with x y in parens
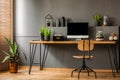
top-left (1, 37), bottom-right (27, 73)
top-left (1, 37), bottom-right (27, 63)
top-left (2, 37), bottom-right (18, 63)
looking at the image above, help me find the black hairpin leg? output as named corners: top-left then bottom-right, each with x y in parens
top-left (39, 44), bottom-right (41, 70)
top-left (111, 45), bottom-right (119, 73)
top-left (29, 43), bottom-right (37, 74)
top-left (108, 45), bottom-right (115, 77)
top-left (40, 44), bottom-right (49, 70)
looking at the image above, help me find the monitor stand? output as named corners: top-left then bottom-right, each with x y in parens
top-left (67, 38), bottom-right (81, 41)
top-left (75, 38), bottom-right (82, 41)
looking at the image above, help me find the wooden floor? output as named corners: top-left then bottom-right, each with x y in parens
top-left (0, 66), bottom-right (119, 80)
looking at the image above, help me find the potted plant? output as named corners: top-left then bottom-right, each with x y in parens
top-left (96, 31), bottom-right (104, 41)
top-left (40, 26), bottom-right (46, 40)
top-left (44, 29), bottom-right (51, 41)
top-left (93, 14), bottom-right (102, 26)
top-left (1, 37), bottom-right (26, 73)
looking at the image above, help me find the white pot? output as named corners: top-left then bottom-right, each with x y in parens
top-left (114, 36), bottom-right (118, 40)
top-left (109, 36), bottom-right (114, 40)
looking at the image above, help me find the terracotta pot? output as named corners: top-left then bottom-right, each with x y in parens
top-left (9, 62), bottom-right (18, 73)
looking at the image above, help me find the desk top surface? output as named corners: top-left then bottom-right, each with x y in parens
top-left (29, 40), bottom-right (117, 44)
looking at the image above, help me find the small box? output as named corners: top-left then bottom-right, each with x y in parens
top-left (53, 34), bottom-right (65, 41)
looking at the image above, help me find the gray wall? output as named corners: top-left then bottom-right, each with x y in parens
top-left (14, 0), bottom-right (120, 69)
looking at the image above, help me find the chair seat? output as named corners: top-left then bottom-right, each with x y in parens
top-left (73, 55), bottom-right (93, 59)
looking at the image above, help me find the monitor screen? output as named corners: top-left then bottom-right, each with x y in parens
top-left (67, 22), bottom-right (89, 39)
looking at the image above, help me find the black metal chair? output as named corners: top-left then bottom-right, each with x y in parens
top-left (71, 39), bottom-right (97, 79)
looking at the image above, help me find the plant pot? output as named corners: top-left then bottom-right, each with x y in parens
top-left (44, 36), bottom-right (50, 41)
top-left (95, 21), bottom-right (101, 26)
top-left (9, 62), bottom-right (18, 73)
top-left (41, 34), bottom-right (44, 41)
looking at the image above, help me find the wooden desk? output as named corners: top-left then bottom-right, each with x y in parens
top-left (29, 40), bottom-right (116, 44)
top-left (29, 40), bottom-right (118, 77)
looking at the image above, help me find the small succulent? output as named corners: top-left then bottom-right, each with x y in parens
top-left (93, 14), bottom-right (102, 22)
top-left (40, 26), bottom-right (46, 35)
top-left (96, 31), bottom-right (104, 38)
top-left (44, 29), bottom-right (51, 37)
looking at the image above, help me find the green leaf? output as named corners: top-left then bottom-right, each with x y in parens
top-left (40, 26), bottom-right (46, 34)
top-left (1, 50), bottom-right (10, 56)
top-left (93, 14), bottom-right (102, 22)
top-left (9, 45), bottom-right (13, 52)
top-left (2, 56), bottom-right (10, 63)
top-left (14, 42), bottom-right (18, 54)
top-left (44, 29), bottom-right (51, 37)
top-left (4, 36), bottom-right (12, 47)
top-left (9, 44), bottom-right (18, 57)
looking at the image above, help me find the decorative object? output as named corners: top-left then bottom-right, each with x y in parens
top-left (109, 32), bottom-right (118, 40)
top-left (53, 34), bottom-right (65, 41)
top-left (93, 14), bottom-right (102, 26)
top-left (1, 37), bottom-right (27, 73)
top-left (114, 36), bottom-right (118, 40)
top-left (40, 26), bottom-right (46, 40)
top-left (109, 36), bottom-right (114, 40)
top-left (96, 31), bottom-right (104, 41)
top-left (59, 17), bottom-right (66, 27)
top-left (45, 14), bottom-right (53, 27)
top-left (55, 18), bottom-right (59, 27)
top-left (103, 16), bottom-right (108, 26)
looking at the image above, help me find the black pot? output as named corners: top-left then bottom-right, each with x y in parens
top-left (44, 36), bottom-right (50, 41)
top-left (95, 21), bottom-right (102, 26)
top-left (41, 34), bottom-right (44, 41)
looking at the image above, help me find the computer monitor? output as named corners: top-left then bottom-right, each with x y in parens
top-left (67, 22), bottom-right (89, 40)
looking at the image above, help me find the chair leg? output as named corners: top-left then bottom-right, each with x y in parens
top-left (78, 65), bottom-right (97, 79)
top-left (72, 64), bottom-right (97, 79)
top-left (71, 65), bottom-right (81, 77)
top-left (86, 65), bottom-right (97, 78)
top-left (85, 66), bottom-right (90, 76)
top-left (78, 66), bottom-right (84, 79)
top-left (71, 58), bottom-right (97, 79)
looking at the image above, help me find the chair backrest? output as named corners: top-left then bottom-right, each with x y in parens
top-left (78, 40), bottom-right (94, 51)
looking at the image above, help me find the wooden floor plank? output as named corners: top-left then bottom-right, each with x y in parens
top-left (0, 66), bottom-right (119, 80)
